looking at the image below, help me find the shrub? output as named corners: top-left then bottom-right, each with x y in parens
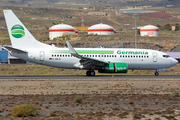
top-left (171, 91), bottom-right (180, 97)
top-left (12, 103), bottom-right (39, 117)
top-left (40, 98), bottom-right (45, 101)
top-left (74, 96), bottom-right (83, 104)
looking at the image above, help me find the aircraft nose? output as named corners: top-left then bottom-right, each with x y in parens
top-left (172, 58), bottom-right (178, 65)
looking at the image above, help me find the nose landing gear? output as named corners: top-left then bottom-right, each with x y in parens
top-left (155, 72), bottom-right (159, 76)
top-left (86, 70), bottom-right (95, 76)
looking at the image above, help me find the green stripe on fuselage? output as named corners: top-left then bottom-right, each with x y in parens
top-left (50, 50), bottom-right (114, 54)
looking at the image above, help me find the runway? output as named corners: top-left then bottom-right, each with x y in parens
top-left (0, 75), bottom-right (179, 80)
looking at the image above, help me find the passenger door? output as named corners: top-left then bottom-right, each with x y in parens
top-left (153, 52), bottom-right (157, 62)
top-left (39, 51), bottom-right (45, 61)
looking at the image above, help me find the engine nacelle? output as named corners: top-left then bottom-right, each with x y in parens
top-left (98, 63), bottom-right (128, 73)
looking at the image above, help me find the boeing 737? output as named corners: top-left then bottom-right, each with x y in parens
top-left (3, 10), bottom-right (178, 76)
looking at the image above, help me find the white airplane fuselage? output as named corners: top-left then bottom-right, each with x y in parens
top-left (11, 47), bottom-right (178, 70)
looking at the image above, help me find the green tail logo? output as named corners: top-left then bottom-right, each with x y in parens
top-left (11, 24), bottom-right (25, 38)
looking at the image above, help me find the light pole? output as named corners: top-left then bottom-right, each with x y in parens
top-left (133, 13), bottom-right (139, 49)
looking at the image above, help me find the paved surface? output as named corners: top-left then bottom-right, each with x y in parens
top-left (0, 75), bottom-right (179, 80)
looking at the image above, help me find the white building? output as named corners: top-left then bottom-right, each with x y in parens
top-left (49, 23), bottom-right (78, 40)
top-left (88, 23), bottom-right (116, 35)
top-left (140, 25), bottom-right (159, 37)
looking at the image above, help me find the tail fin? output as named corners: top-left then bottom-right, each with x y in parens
top-left (3, 10), bottom-right (50, 49)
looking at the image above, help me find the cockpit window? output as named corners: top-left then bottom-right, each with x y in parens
top-left (163, 55), bottom-right (170, 58)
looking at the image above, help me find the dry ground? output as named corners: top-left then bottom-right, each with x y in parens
top-left (0, 77), bottom-right (180, 119)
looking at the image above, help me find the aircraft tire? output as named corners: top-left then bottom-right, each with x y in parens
top-left (90, 71), bottom-right (95, 76)
top-left (86, 71), bottom-right (91, 76)
top-left (155, 72), bottom-right (159, 76)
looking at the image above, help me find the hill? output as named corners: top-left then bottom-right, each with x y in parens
top-left (0, 5), bottom-right (180, 52)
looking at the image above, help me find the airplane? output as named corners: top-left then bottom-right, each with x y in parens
top-left (3, 10), bottom-right (178, 76)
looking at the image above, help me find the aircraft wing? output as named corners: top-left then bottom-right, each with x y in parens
top-left (66, 41), bottom-right (107, 68)
top-left (2, 46), bottom-right (27, 53)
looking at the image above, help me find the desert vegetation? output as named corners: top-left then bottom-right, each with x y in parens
top-left (12, 103), bottom-right (39, 117)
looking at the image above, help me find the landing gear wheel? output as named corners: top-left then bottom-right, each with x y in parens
top-left (155, 72), bottom-right (159, 76)
top-left (86, 71), bottom-right (90, 76)
top-left (86, 70), bottom-right (95, 76)
top-left (90, 71), bottom-right (95, 76)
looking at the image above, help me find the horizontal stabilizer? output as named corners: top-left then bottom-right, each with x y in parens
top-left (3, 46), bottom-right (27, 53)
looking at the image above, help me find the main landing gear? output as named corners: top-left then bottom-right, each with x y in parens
top-left (86, 70), bottom-right (95, 76)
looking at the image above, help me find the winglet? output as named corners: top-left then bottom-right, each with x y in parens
top-left (66, 41), bottom-right (77, 55)
top-left (66, 41), bottom-right (82, 59)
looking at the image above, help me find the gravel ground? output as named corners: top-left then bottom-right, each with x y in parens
top-left (0, 79), bottom-right (180, 119)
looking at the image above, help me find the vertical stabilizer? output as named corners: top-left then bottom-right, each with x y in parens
top-left (3, 10), bottom-right (50, 49)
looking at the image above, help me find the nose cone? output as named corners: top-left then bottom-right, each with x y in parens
top-left (172, 58), bottom-right (178, 66)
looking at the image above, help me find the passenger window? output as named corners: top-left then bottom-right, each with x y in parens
top-left (98, 55), bottom-right (100, 57)
top-left (115, 55), bottom-right (116, 57)
top-left (112, 55), bottom-right (114, 57)
top-left (104, 55), bottom-right (106, 57)
top-left (52, 55), bottom-right (53, 57)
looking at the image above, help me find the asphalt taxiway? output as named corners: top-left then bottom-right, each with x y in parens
top-left (0, 75), bottom-right (179, 80)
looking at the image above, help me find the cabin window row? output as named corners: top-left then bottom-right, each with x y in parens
top-left (51, 54), bottom-right (117, 58)
top-left (51, 54), bottom-right (149, 58)
top-left (119, 55), bottom-right (149, 58)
